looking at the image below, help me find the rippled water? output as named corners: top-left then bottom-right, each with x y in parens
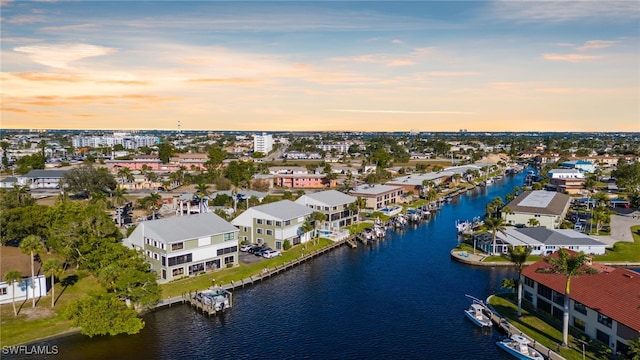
top-left (24, 172), bottom-right (528, 360)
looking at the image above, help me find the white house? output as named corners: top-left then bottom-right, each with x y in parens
top-left (502, 190), bottom-right (572, 229)
top-left (476, 227), bottom-right (607, 256)
top-left (231, 200), bottom-right (314, 250)
top-left (0, 246), bottom-right (47, 305)
top-left (19, 169), bottom-right (69, 189)
top-left (350, 184), bottom-right (403, 210)
top-left (295, 190), bottom-right (357, 240)
top-left (123, 213), bottom-right (239, 284)
top-left (561, 160), bottom-right (597, 173)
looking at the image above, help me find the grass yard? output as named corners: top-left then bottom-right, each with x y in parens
top-left (594, 225), bottom-right (640, 262)
top-left (489, 294), bottom-right (610, 360)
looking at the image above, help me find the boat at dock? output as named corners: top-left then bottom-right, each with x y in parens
top-left (496, 334), bottom-right (544, 360)
top-left (463, 295), bottom-right (492, 327)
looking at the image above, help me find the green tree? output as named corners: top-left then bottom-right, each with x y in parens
top-left (20, 235), bottom-right (44, 308)
top-left (15, 153), bottom-right (45, 174)
top-left (117, 167), bottom-right (135, 184)
top-left (65, 292), bottom-right (145, 337)
top-left (157, 142), bottom-right (175, 164)
top-left (0, 205), bottom-right (49, 244)
top-left (626, 337), bottom-right (640, 360)
top-left (507, 245), bottom-right (532, 317)
top-left (527, 218), bottom-right (540, 227)
top-left (500, 278), bottom-right (516, 293)
top-left (308, 211), bottom-right (327, 244)
top-left (224, 161), bottom-right (255, 188)
top-left (43, 259), bottom-right (64, 308)
top-left (485, 217), bottom-right (506, 255)
top-left (4, 270), bottom-right (22, 316)
top-left (536, 249), bottom-right (598, 346)
top-left (205, 146), bottom-right (227, 176)
top-left (112, 186), bottom-right (129, 208)
top-left (62, 164), bottom-right (117, 198)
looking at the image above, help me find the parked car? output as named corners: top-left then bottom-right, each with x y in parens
top-left (247, 245), bottom-right (263, 254)
top-left (240, 244), bottom-right (253, 252)
top-left (262, 250), bottom-right (282, 258)
top-left (254, 247), bottom-right (272, 257)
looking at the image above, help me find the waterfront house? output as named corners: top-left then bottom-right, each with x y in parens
top-left (123, 213), bottom-right (239, 284)
top-left (231, 200), bottom-right (314, 250)
top-left (502, 190), bottom-right (571, 229)
top-left (547, 169), bottom-right (586, 194)
top-left (561, 160), bottom-right (597, 173)
top-left (349, 183), bottom-right (403, 210)
top-left (385, 172), bottom-right (451, 197)
top-left (295, 190), bottom-right (357, 239)
top-left (521, 256), bottom-right (640, 356)
top-left (475, 227), bottom-right (607, 255)
top-left (0, 246), bottom-right (47, 305)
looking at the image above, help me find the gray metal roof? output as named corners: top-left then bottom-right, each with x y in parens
top-left (515, 227), bottom-right (605, 246)
top-left (0, 177), bottom-right (17, 183)
top-left (136, 212), bottom-right (238, 244)
top-left (351, 183), bottom-right (402, 195)
top-left (23, 169), bottom-right (69, 179)
top-left (297, 190), bottom-right (356, 207)
top-left (505, 190), bottom-right (571, 216)
top-left (214, 190), bottom-right (268, 200)
top-left (386, 172), bottom-right (451, 186)
top-left (251, 200), bottom-right (313, 220)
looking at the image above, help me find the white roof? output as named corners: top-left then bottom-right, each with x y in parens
top-left (518, 190), bottom-right (555, 208)
top-left (351, 183), bottom-right (402, 195)
top-left (232, 200), bottom-right (313, 227)
top-left (128, 213), bottom-right (237, 245)
top-left (295, 190), bottom-right (356, 207)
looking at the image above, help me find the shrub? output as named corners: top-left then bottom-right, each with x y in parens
top-left (283, 240), bottom-right (291, 250)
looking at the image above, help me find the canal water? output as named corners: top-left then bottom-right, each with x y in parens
top-left (26, 172), bottom-right (528, 360)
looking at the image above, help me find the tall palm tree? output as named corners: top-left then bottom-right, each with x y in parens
top-left (195, 182), bottom-right (210, 213)
top-left (4, 270), bottom-right (23, 316)
top-left (309, 211), bottom-right (328, 244)
top-left (507, 245), bottom-right (532, 317)
top-left (484, 217), bottom-right (506, 255)
top-left (20, 235), bottom-right (44, 308)
top-left (147, 192), bottom-right (162, 219)
top-left (112, 186), bottom-right (129, 207)
top-left (537, 249), bottom-right (598, 346)
top-left (42, 259), bottom-right (64, 308)
top-left (117, 167), bottom-right (134, 184)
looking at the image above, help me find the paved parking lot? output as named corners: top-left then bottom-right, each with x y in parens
top-left (239, 250), bottom-right (266, 264)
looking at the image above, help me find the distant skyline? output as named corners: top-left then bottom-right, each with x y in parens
top-left (1, 1), bottom-right (639, 132)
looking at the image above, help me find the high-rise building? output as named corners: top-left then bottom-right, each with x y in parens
top-left (253, 133), bottom-right (273, 154)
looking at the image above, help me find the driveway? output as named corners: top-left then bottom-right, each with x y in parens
top-left (592, 214), bottom-right (640, 247)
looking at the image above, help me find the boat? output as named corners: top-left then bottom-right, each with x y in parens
top-left (496, 334), bottom-right (544, 360)
top-left (463, 295), bottom-right (492, 327)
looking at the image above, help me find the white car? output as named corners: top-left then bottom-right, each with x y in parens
top-left (262, 250), bottom-right (282, 258)
top-left (240, 244), bottom-right (253, 252)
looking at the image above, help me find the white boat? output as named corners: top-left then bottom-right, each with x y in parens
top-left (463, 295), bottom-right (492, 327)
top-left (496, 334), bottom-right (544, 360)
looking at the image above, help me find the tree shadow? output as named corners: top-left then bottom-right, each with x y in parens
top-left (55, 275), bottom-right (79, 303)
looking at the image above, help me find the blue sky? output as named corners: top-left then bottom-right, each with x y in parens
top-left (1, 1), bottom-right (639, 132)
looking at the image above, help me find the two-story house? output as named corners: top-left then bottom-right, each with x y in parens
top-left (295, 190), bottom-right (357, 239)
top-left (522, 255), bottom-right (640, 356)
top-left (547, 169), bottom-right (586, 194)
top-left (502, 190), bottom-right (571, 229)
top-left (124, 213), bottom-right (239, 283)
top-left (349, 184), bottom-right (403, 210)
top-left (231, 200), bottom-right (314, 250)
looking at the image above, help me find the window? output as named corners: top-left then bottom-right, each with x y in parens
top-left (161, 256), bottom-right (166, 266)
top-left (257, 228), bottom-right (263, 234)
top-left (276, 241), bottom-right (282, 250)
top-left (217, 246), bottom-right (238, 256)
top-left (537, 284), bottom-right (552, 299)
top-left (189, 263), bottom-right (204, 275)
top-left (0, 287), bottom-right (7, 296)
top-left (574, 317), bottom-right (586, 332)
top-left (153, 241), bottom-right (158, 248)
top-left (574, 301), bottom-right (587, 315)
top-left (524, 291), bottom-right (533, 302)
top-left (172, 267), bottom-right (184, 277)
top-left (284, 220), bottom-right (291, 226)
top-left (266, 220), bottom-right (273, 225)
top-left (524, 276), bottom-right (534, 288)
top-left (171, 242), bottom-right (184, 251)
top-left (596, 329), bottom-right (610, 345)
top-left (257, 219), bottom-right (263, 224)
top-left (275, 221), bottom-right (282, 227)
top-left (552, 292), bottom-right (564, 306)
top-left (223, 232), bottom-right (235, 241)
top-left (224, 255), bottom-right (234, 264)
top-left (206, 259), bottom-right (220, 271)
top-left (162, 269), bottom-right (166, 280)
top-left (168, 253), bottom-right (192, 266)
top-left (598, 313), bottom-right (612, 328)
top-left (266, 229), bottom-right (273, 236)
top-left (153, 253), bottom-right (159, 260)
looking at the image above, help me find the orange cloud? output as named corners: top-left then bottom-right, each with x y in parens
top-left (543, 53), bottom-right (600, 62)
top-left (1, 107), bottom-right (28, 113)
top-left (11, 72), bottom-right (83, 83)
top-left (186, 77), bottom-right (265, 84)
top-left (577, 40), bottom-right (618, 51)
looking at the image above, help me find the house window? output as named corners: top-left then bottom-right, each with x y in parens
top-left (574, 317), bottom-right (586, 332)
top-left (172, 267), bottom-right (184, 277)
top-left (276, 241), bottom-right (282, 250)
top-left (266, 220), bottom-right (273, 225)
top-left (275, 221), bottom-right (282, 226)
top-left (284, 220), bottom-right (291, 226)
top-left (266, 229), bottom-right (273, 235)
top-left (217, 246), bottom-right (238, 256)
top-left (153, 253), bottom-right (159, 260)
top-left (524, 291), bottom-right (533, 302)
top-left (524, 277), bottom-right (534, 288)
top-left (597, 313), bottom-right (612, 328)
top-left (168, 253), bottom-right (192, 266)
top-left (153, 241), bottom-right (158, 248)
top-left (574, 301), bottom-right (587, 315)
top-left (0, 287), bottom-right (7, 295)
top-left (224, 255), bottom-right (234, 264)
top-left (257, 219), bottom-right (263, 224)
top-left (162, 269), bottom-right (166, 280)
top-left (257, 228), bottom-right (263, 234)
top-left (596, 329), bottom-right (610, 345)
top-left (537, 284), bottom-right (552, 299)
top-left (223, 232), bottom-right (235, 241)
top-left (552, 292), bottom-right (564, 306)
top-left (171, 242), bottom-right (184, 251)
top-left (161, 256), bottom-right (166, 266)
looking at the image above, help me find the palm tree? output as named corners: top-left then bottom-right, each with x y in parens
top-left (147, 192), bottom-right (162, 219)
top-left (308, 211), bottom-right (328, 244)
top-left (626, 337), bottom-right (640, 360)
top-left (42, 259), bottom-right (64, 308)
top-left (507, 245), bottom-right (532, 317)
top-left (112, 186), bottom-right (129, 207)
top-left (484, 217), bottom-right (506, 255)
top-left (20, 235), bottom-right (44, 308)
top-left (4, 270), bottom-right (23, 316)
top-left (195, 182), bottom-right (210, 213)
top-left (537, 249), bottom-right (598, 346)
top-left (527, 218), bottom-right (540, 227)
top-left (117, 167), bottom-right (134, 184)
top-left (500, 278), bottom-right (516, 294)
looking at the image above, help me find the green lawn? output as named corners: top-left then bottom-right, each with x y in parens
top-left (489, 294), bottom-right (611, 360)
top-left (160, 238), bottom-right (335, 298)
top-left (593, 225), bottom-right (640, 262)
top-left (0, 270), bottom-right (102, 347)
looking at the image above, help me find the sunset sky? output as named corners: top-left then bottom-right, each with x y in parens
top-left (1, 1), bottom-right (639, 132)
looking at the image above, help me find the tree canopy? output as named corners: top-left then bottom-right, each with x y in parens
top-left (62, 164), bottom-right (117, 197)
